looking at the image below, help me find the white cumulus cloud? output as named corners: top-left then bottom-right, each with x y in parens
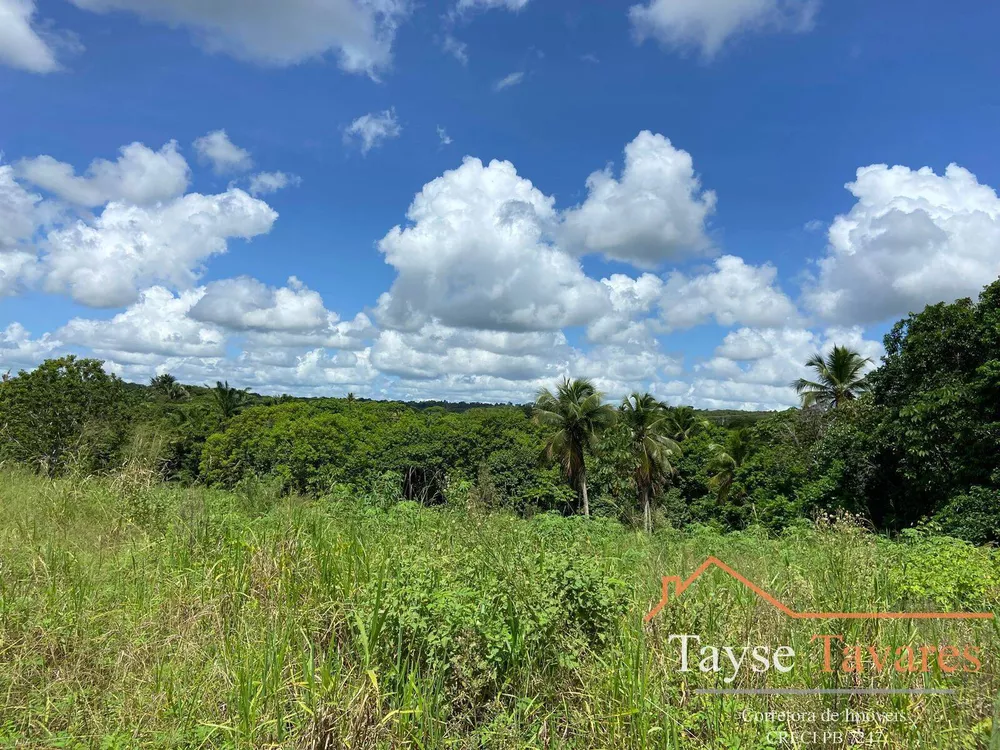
top-left (248, 171), bottom-right (300, 196)
top-left (562, 130), bottom-right (716, 267)
top-left (58, 286), bottom-right (226, 360)
top-left (18, 141), bottom-right (190, 206)
top-left (193, 130), bottom-right (253, 174)
top-left (376, 156), bottom-right (610, 332)
top-left (0, 0), bottom-right (64, 73)
top-left (0, 322), bottom-right (61, 368)
top-left (630, 0), bottom-right (818, 59)
top-left (659, 255), bottom-right (799, 331)
top-left (803, 163), bottom-right (1000, 325)
top-left (42, 188), bottom-right (278, 307)
top-left (189, 276), bottom-right (334, 333)
top-left (67, 0), bottom-right (408, 76)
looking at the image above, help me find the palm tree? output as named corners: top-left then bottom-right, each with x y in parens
top-left (667, 406), bottom-right (710, 443)
top-left (620, 393), bottom-right (682, 532)
top-left (165, 382), bottom-right (189, 402)
top-left (533, 378), bottom-right (617, 517)
top-left (150, 373), bottom-right (188, 402)
top-left (793, 345), bottom-right (872, 409)
top-left (707, 428), bottom-right (752, 504)
top-left (210, 380), bottom-right (250, 420)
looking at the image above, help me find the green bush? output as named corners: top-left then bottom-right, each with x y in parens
top-left (935, 486), bottom-right (1000, 544)
top-left (0, 356), bottom-right (134, 476)
top-left (890, 527), bottom-right (1000, 611)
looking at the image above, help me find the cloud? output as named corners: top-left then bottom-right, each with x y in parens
top-left (376, 156), bottom-right (610, 332)
top-left (242, 311), bottom-right (375, 351)
top-left (67, 0), bottom-right (409, 76)
top-left (457, 0), bottom-right (530, 9)
top-left (0, 322), bottom-right (61, 369)
top-left (189, 276), bottom-right (334, 333)
top-left (0, 250), bottom-right (37, 298)
top-left (803, 163), bottom-right (1000, 325)
top-left (17, 141), bottom-right (190, 206)
top-left (659, 255), bottom-right (799, 331)
top-left (630, 0), bottom-right (818, 59)
top-left (586, 273), bottom-right (664, 346)
top-left (0, 163), bottom-right (45, 296)
top-left (370, 319), bottom-right (680, 403)
top-left (675, 324), bottom-right (883, 409)
top-left (344, 108), bottom-right (402, 154)
top-left (248, 171), bottom-right (300, 196)
top-left (193, 130), bottom-right (253, 174)
top-left (437, 126), bottom-right (453, 146)
top-left (58, 287), bottom-right (226, 360)
top-left (561, 131), bottom-right (716, 266)
top-left (0, 163), bottom-right (43, 249)
top-left (493, 71), bottom-right (524, 91)
top-left (3, 128), bottom-right (904, 410)
top-left (442, 34), bottom-right (468, 64)
top-left (42, 188), bottom-right (278, 307)
top-left (702, 326), bottom-right (880, 384)
top-left (0, 0), bottom-right (63, 73)
top-left (372, 324), bottom-right (567, 381)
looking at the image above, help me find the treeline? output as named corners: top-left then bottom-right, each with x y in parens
top-left (1, 278), bottom-right (998, 541)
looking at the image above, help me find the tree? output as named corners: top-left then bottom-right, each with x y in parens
top-left (150, 373), bottom-right (188, 402)
top-left (0, 356), bottom-right (133, 475)
top-left (533, 378), bottom-right (617, 517)
top-left (862, 278), bottom-right (1000, 527)
top-left (707, 428), bottom-right (752, 504)
top-left (210, 381), bottom-right (250, 420)
top-left (620, 393), bottom-right (682, 532)
top-left (793, 345), bottom-right (872, 409)
top-left (667, 406), bottom-right (709, 442)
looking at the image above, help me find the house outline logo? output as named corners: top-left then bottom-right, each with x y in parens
top-left (644, 556), bottom-right (996, 623)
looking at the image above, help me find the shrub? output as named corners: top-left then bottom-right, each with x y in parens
top-left (891, 526), bottom-right (1000, 611)
top-left (935, 486), bottom-right (1000, 545)
top-left (0, 356), bottom-right (134, 476)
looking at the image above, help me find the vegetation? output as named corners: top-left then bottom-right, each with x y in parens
top-left (792, 344), bottom-right (872, 408)
top-left (532, 378), bottom-right (617, 517)
top-left (1, 279), bottom-right (999, 746)
top-left (620, 393), bottom-right (681, 531)
top-left (0, 469), bottom-right (996, 748)
top-left (1, 279), bottom-right (999, 540)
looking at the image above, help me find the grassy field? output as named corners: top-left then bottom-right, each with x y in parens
top-left (0, 468), bottom-right (998, 748)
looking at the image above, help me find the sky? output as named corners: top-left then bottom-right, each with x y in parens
top-left (1, 0), bottom-right (999, 409)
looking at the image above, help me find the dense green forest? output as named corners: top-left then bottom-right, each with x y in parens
top-left (2, 278), bottom-right (998, 542)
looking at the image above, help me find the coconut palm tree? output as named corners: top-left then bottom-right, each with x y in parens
top-left (667, 406), bottom-right (710, 443)
top-left (150, 373), bottom-right (188, 402)
top-left (793, 345), bottom-right (872, 409)
top-left (707, 428), bottom-right (752, 503)
top-left (533, 378), bottom-right (617, 517)
top-left (210, 380), bottom-right (250, 420)
top-left (620, 393), bottom-right (682, 532)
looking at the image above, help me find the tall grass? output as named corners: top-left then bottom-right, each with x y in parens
top-left (0, 468), bottom-right (996, 748)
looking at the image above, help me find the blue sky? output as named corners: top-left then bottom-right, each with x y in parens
top-left (1, 0), bottom-right (999, 407)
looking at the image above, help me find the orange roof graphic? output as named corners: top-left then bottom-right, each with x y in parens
top-left (644, 556), bottom-right (995, 623)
